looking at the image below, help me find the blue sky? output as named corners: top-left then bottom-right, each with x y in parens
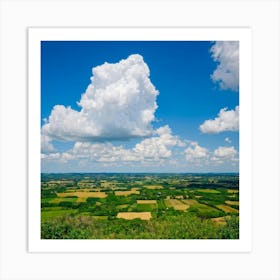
top-left (41, 41), bottom-right (239, 173)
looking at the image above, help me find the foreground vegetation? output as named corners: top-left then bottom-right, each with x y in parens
top-left (41, 173), bottom-right (239, 239)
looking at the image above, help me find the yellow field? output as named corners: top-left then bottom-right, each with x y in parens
top-left (181, 199), bottom-right (198, 205)
top-left (76, 197), bottom-right (87, 202)
top-left (144, 185), bottom-right (163, 190)
top-left (137, 200), bottom-right (157, 204)
top-left (77, 182), bottom-right (94, 188)
top-left (115, 188), bottom-right (140, 196)
top-left (49, 198), bottom-right (77, 203)
top-left (216, 204), bottom-right (239, 213)
top-left (225, 200), bottom-right (239, 206)
top-left (48, 180), bottom-right (74, 184)
top-left (116, 204), bottom-right (129, 209)
top-left (117, 212), bottom-right (152, 220)
top-left (227, 189), bottom-right (239, 193)
top-left (165, 199), bottom-right (189, 211)
top-left (198, 189), bottom-right (220, 194)
top-left (57, 191), bottom-right (107, 198)
top-left (211, 217), bottom-right (227, 225)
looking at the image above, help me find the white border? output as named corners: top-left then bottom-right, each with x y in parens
top-left (1, 1), bottom-right (279, 279)
top-left (28, 27), bottom-right (252, 253)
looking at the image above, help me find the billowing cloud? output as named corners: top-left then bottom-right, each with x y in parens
top-left (185, 142), bottom-right (208, 162)
top-left (42, 125), bottom-right (183, 164)
top-left (210, 41), bottom-right (239, 91)
top-left (42, 54), bottom-right (159, 142)
top-left (132, 125), bottom-right (185, 161)
top-left (211, 146), bottom-right (238, 163)
top-left (199, 106), bottom-right (239, 134)
top-left (41, 135), bottom-right (55, 153)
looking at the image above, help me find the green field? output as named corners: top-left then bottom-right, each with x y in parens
top-left (41, 173), bottom-right (239, 239)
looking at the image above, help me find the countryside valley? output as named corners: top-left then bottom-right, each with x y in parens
top-left (41, 173), bottom-right (239, 239)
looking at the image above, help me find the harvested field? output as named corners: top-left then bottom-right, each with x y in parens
top-left (117, 212), bottom-right (152, 220)
top-left (211, 217), bottom-right (227, 225)
top-left (92, 216), bottom-right (108, 220)
top-left (50, 197), bottom-right (77, 203)
top-left (165, 199), bottom-right (189, 211)
top-left (198, 189), bottom-right (220, 194)
top-left (76, 197), bottom-right (87, 202)
top-left (144, 185), bottom-right (163, 190)
top-left (116, 204), bottom-right (129, 209)
top-left (182, 199), bottom-right (198, 205)
top-left (57, 191), bottom-right (107, 198)
top-left (217, 204), bottom-right (239, 213)
top-left (225, 200), bottom-right (239, 206)
top-left (115, 189), bottom-right (140, 196)
top-left (137, 200), bottom-right (157, 204)
top-left (227, 189), bottom-right (239, 193)
top-left (77, 182), bottom-right (94, 188)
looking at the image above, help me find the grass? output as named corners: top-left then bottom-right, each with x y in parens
top-left (41, 209), bottom-right (78, 221)
top-left (116, 204), bottom-right (129, 209)
top-left (188, 203), bottom-right (223, 218)
top-left (135, 203), bottom-right (157, 212)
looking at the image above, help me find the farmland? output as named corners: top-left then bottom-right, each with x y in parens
top-left (41, 173), bottom-right (239, 239)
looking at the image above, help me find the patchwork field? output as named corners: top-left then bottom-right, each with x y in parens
top-left (41, 173), bottom-right (239, 239)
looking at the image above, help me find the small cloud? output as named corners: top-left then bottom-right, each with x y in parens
top-left (210, 41), bottom-right (239, 91)
top-left (199, 106), bottom-right (239, 134)
top-left (225, 137), bottom-right (231, 143)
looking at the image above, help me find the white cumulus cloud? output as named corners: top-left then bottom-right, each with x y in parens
top-left (199, 106), bottom-right (239, 134)
top-left (41, 125), bottom-right (183, 164)
top-left (41, 135), bottom-right (55, 153)
top-left (185, 142), bottom-right (208, 162)
top-left (211, 146), bottom-right (238, 164)
top-left (42, 54), bottom-right (159, 142)
top-left (210, 41), bottom-right (239, 91)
